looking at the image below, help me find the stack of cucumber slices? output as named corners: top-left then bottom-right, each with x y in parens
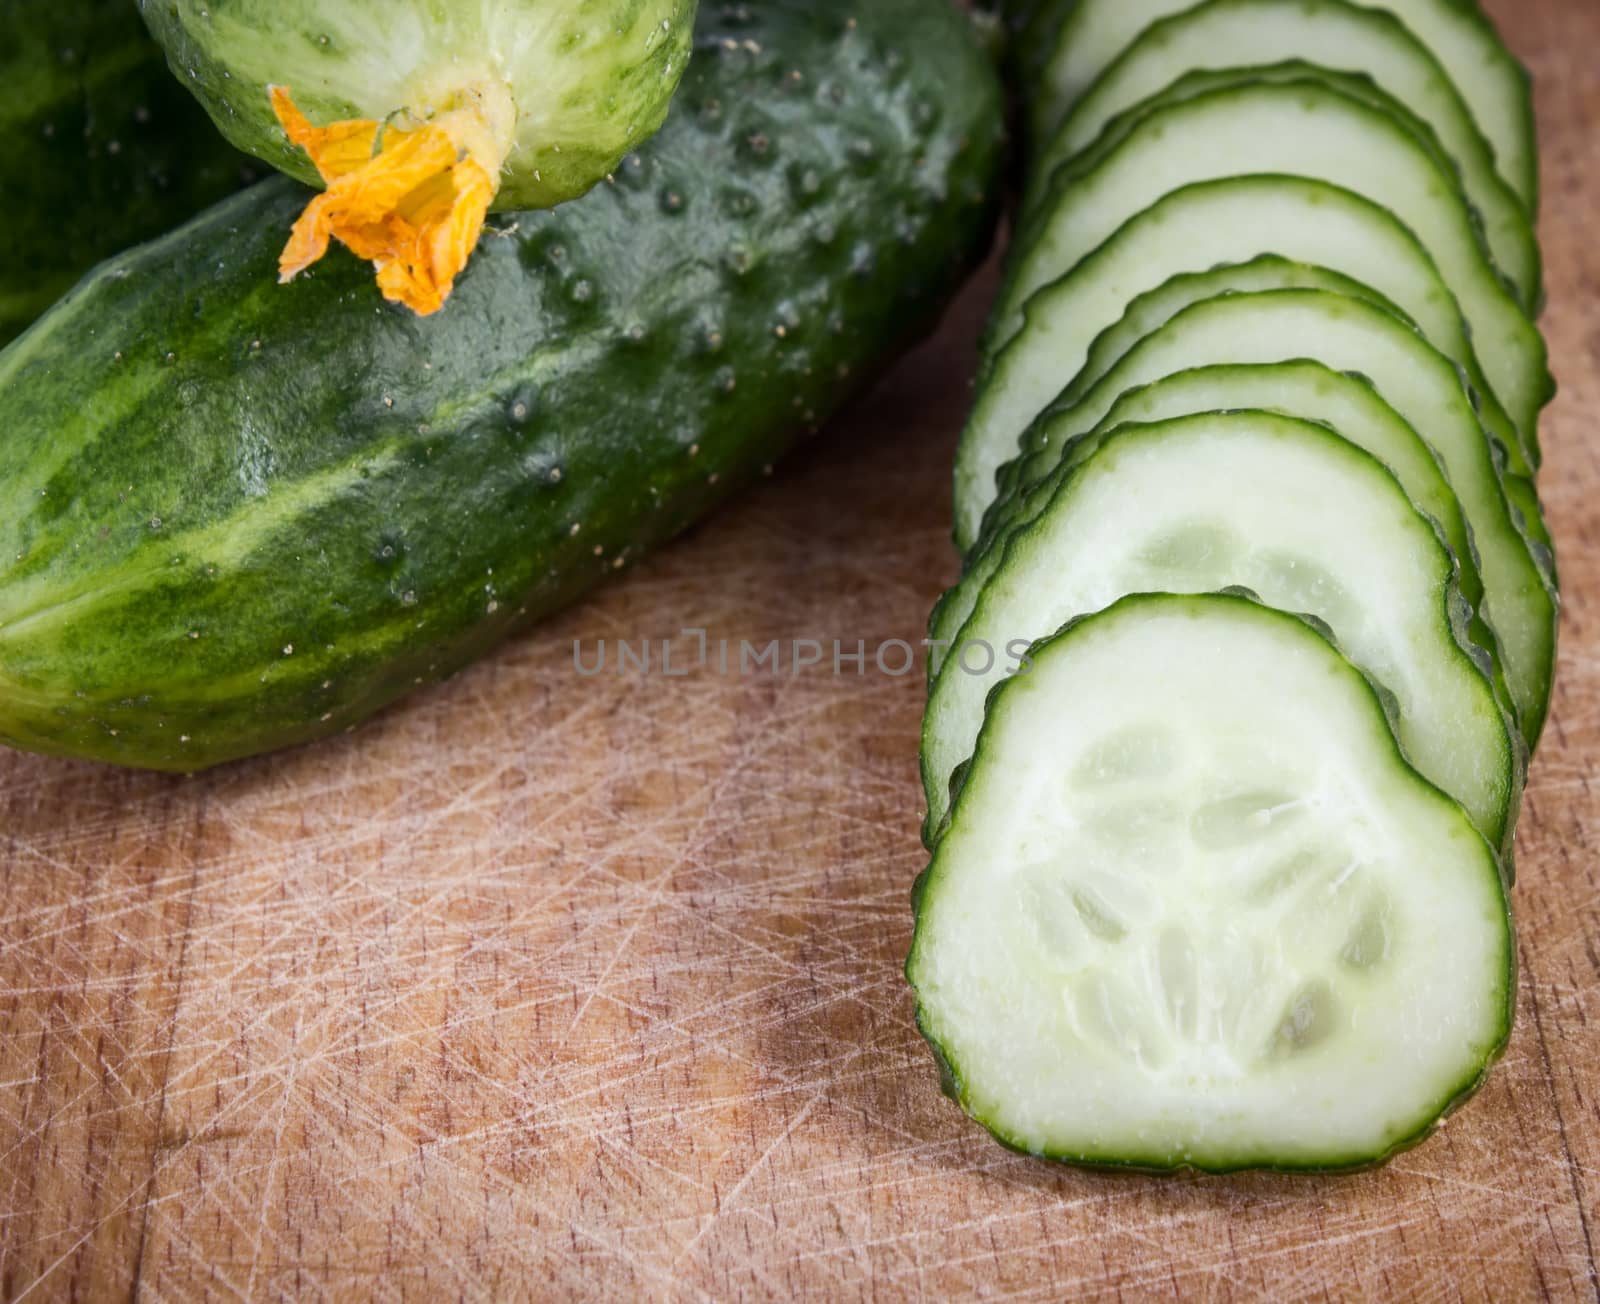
top-left (908, 0), bottom-right (1554, 1172)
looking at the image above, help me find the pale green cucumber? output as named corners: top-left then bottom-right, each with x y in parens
top-left (909, 591), bottom-right (1516, 1173)
top-left (989, 77), bottom-right (1552, 463)
top-left (1026, 0), bottom-right (1538, 211)
top-left (991, 262), bottom-right (1547, 562)
top-left (1026, 61), bottom-right (1536, 315)
top-left (923, 411), bottom-right (1521, 860)
top-left (990, 287), bottom-right (1557, 745)
top-left (1037, 15), bottom-right (1538, 311)
top-left (951, 178), bottom-right (1526, 552)
top-left (139, 0), bottom-right (697, 210)
top-left (936, 361), bottom-right (1515, 749)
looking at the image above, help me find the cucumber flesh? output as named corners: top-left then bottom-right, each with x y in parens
top-left (1061, 257), bottom-right (1399, 392)
top-left (935, 361), bottom-right (1516, 743)
top-left (1035, 3), bottom-right (1538, 308)
top-left (993, 265), bottom-right (1547, 566)
top-left (909, 592), bottom-right (1516, 1173)
top-left (1030, 61), bottom-right (1536, 317)
top-left (990, 78), bottom-right (1552, 459)
top-left (1028, 0), bottom-right (1538, 212)
top-left (990, 287), bottom-right (1556, 745)
top-left (923, 412), bottom-right (1521, 859)
top-left (952, 175), bottom-right (1524, 551)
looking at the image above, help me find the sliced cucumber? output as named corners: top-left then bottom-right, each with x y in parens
top-left (936, 361), bottom-right (1514, 740)
top-left (953, 175), bottom-right (1524, 551)
top-left (1028, 0), bottom-right (1537, 212)
top-left (1067, 255), bottom-right (1398, 374)
top-left (909, 591), bottom-right (1516, 1173)
top-left (1028, 61), bottom-right (1537, 318)
top-left (1034, 2), bottom-right (1537, 308)
top-left (993, 265), bottom-right (1547, 558)
top-left (989, 77), bottom-right (1552, 458)
top-left (924, 412), bottom-right (1521, 862)
top-left (991, 287), bottom-right (1556, 745)
top-left (978, 253), bottom-right (1408, 516)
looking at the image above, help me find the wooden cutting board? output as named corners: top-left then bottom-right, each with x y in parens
top-left (3, 1), bottom-right (1596, 1297)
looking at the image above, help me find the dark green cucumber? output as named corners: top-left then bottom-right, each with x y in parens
top-left (0, 0), bottom-right (1005, 773)
top-left (0, 0), bottom-right (258, 346)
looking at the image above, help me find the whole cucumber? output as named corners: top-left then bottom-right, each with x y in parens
top-left (1, 0), bottom-right (258, 345)
top-left (0, 0), bottom-right (1005, 773)
top-left (138, 0), bottom-right (697, 212)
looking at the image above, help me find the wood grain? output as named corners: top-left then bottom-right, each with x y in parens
top-left (2, 1), bottom-right (1597, 1298)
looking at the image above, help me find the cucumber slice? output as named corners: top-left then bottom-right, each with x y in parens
top-left (1028, 0), bottom-right (1537, 212)
top-left (908, 591), bottom-right (1516, 1174)
top-left (993, 264), bottom-right (1547, 560)
top-left (988, 287), bottom-right (1558, 746)
top-left (953, 176), bottom-right (1524, 551)
top-left (936, 361), bottom-right (1515, 745)
top-left (982, 256), bottom-right (1544, 546)
top-left (1034, 2), bottom-right (1537, 307)
top-left (923, 412), bottom-right (1522, 860)
top-left (1028, 61), bottom-right (1537, 317)
top-left (979, 255), bottom-right (1447, 532)
top-left (990, 77), bottom-right (1552, 458)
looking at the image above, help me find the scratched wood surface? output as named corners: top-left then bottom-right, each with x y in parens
top-left (2, 1), bottom-right (1597, 1299)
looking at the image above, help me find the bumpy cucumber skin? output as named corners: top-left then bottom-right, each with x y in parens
top-left (0, 0), bottom-right (1005, 773)
top-left (908, 591), bottom-right (1517, 1175)
top-left (136, 0), bottom-right (697, 212)
top-left (0, 0), bottom-right (258, 346)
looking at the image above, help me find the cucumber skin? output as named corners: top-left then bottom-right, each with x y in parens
top-left (136, 0), bottom-right (697, 212)
top-left (908, 591), bottom-right (1517, 1176)
top-left (0, 0), bottom-right (1005, 773)
top-left (0, 0), bottom-right (258, 346)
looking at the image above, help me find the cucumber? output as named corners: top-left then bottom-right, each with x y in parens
top-left (0, 0), bottom-right (1006, 773)
top-left (951, 174), bottom-right (1526, 550)
top-left (908, 591), bottom-right (1515, 1173)
top-left (1027, 60), bottom-right (1537, 317)
top-left (989, 76), bottom-right (1553, 461)
top-left (993, 1), bottom-right (1079, 127)
top-left (139, 0), bottom-right (701, 313)
top-left (1034, 1), bottom-right (1537, 309)
top-left (923, 412), bottom-right (1522, 860)
top-left (993, 261), bottom-right (1548, 557)
top-left (138, 0), bottom-right (696, 212)
top-left (935, 361), bottom-right (1515, 753)
top-left (1, 0), bottom-right (257, 346)
top-left (989, 286), bottom-right (1557, 745)
top-left (1027, 0), bottom-right (1537, 212)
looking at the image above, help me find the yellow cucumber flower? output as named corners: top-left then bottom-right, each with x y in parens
top-left (270, 86), bottom-right (504, 316)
